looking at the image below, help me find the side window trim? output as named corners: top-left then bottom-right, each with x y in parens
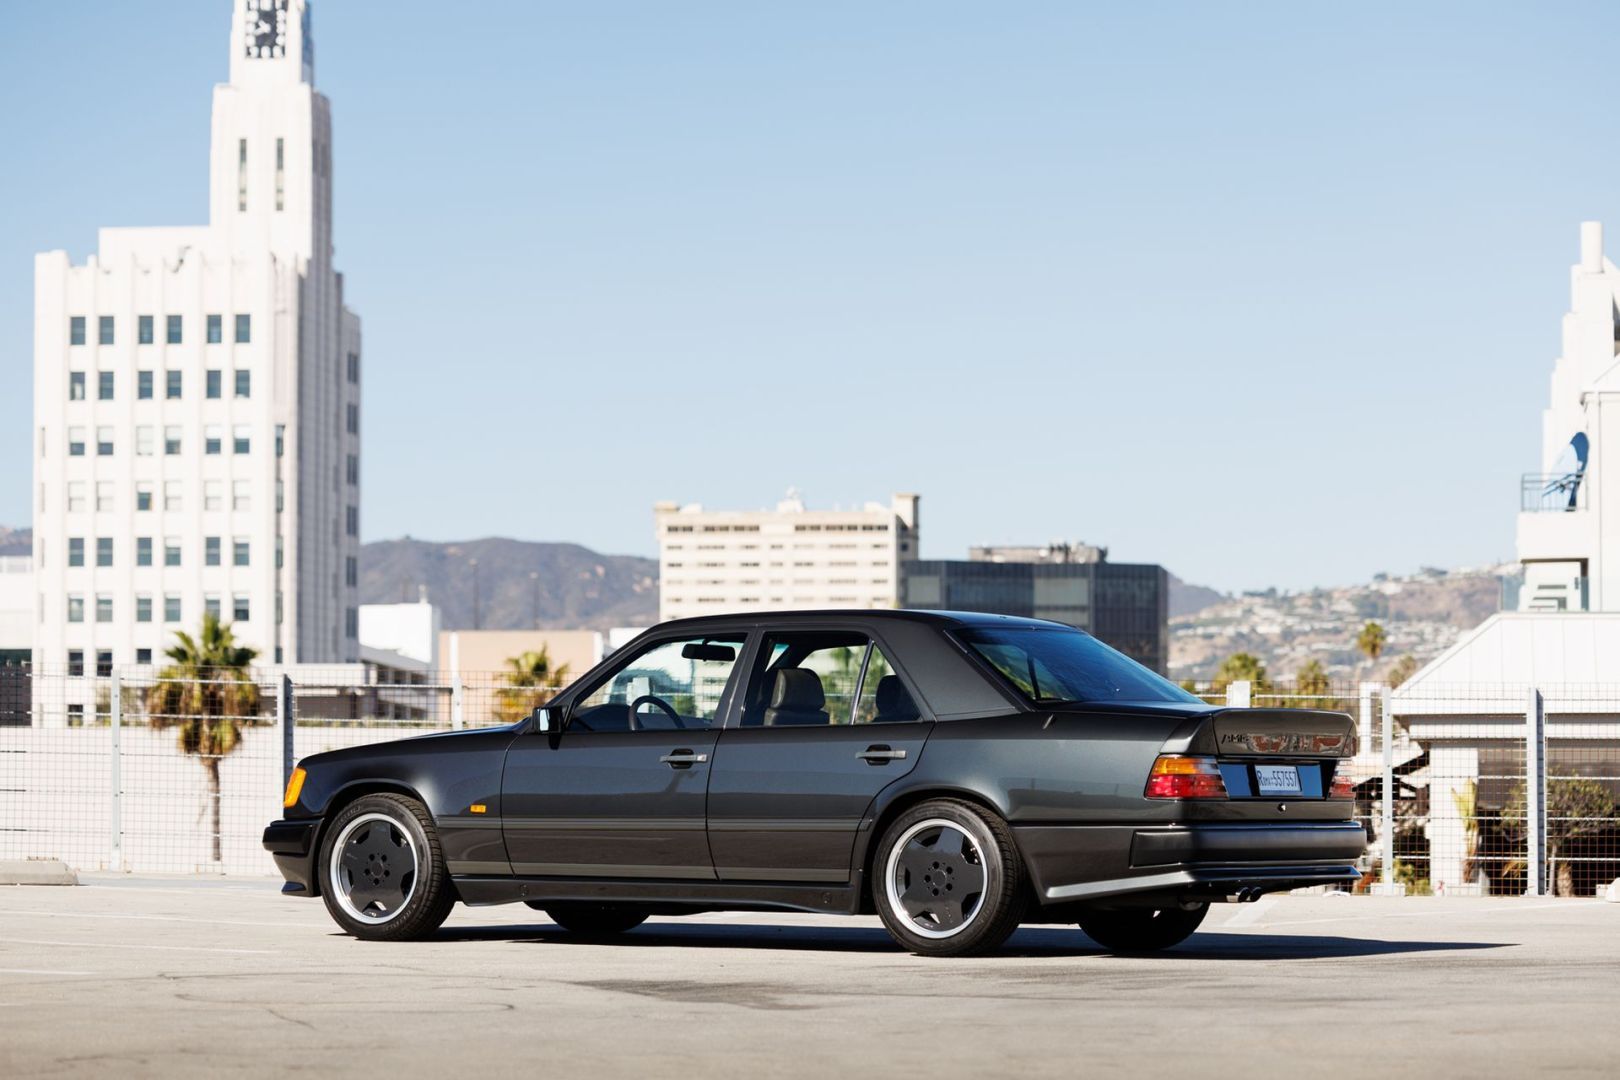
top-left (558, 631), bottom-right (750, 734)
top-left (728, 625), bottom-right (933, 729)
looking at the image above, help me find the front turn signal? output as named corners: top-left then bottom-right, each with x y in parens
top-left (282, 766), bottom-right (306, 809)
top-left (1145, 755), bottom-right (1227, 799)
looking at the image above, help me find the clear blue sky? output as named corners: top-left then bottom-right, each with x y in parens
top-left (4, 1), bottom-right (1615, 592)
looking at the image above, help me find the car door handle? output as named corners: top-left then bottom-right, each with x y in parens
top-left (660, 750), bottom-right (709, 768)
top-left (858, 745), bottom-right (907, 764)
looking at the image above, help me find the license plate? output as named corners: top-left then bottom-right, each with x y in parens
top-left (1254, 764), bottom-right (1302, 797)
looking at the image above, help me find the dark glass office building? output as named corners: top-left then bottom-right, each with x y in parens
top-left (901, 560), bottom-right (1170, 674)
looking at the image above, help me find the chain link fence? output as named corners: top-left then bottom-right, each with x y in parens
top-left (4, 667), bottom-right (1618, 892)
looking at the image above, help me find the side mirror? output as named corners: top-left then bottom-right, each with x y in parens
top-left (531, 706), bottom-right (558, 733)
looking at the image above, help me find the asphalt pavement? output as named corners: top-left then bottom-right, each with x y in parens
top-left (1, 876), bottom-right (1616, 1078)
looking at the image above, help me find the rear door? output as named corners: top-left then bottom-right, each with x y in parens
top-left (706, 629), bottom-right (931, 883)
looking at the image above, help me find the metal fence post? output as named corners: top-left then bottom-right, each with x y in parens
top-left (451, 675), bottom-right (464, 730)
top-left (110, 670), bottom-right (123, 872)
top-left (1380, 685), bottom-right (1394, 888)
top-left (1226, 680), bottom-right (1251, 708)
top-left (280, 674), bottom-right (295, 788)
top-left (1525, 686), bottom-right (1546, 897)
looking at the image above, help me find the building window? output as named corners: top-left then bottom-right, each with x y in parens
top-left (346, 403), bottom-right (359, 434)
top-left (96, 537), bottom-right (112, 568)
top-left (68, 537), bottom-right (84, 567)
top-left (99, 316), bottom-right (115, 346)
top-left (233, 595), bottom-right (251, 622)
top-left (164, 538), bottom-right (181, 568)
top-left (164, 426), bottom-right (182, 454)
top-left (205, 537), bottom-right (221, 567)
top-left (70, 317), bottom-right (85, 346)
top-left (96, 482), bottom-right (114, 512)
top-left (69, 371), bottom-right (85, 400)
top-left (67, 595), bottom-right (84, 623)
top-left (347, 352), bottom-right (359, 383)
top-left (345, 505), bottom-right (358, 537)
top-left (163, 481), bottom-right (181, 512)
top-left (233, 425), bottom-right (250, 454)
top-left (166, 315), bottom-right (182, 345)
top-left (206, 369), bottom-right (222, 398)
top-left (138, 315), bottom-right (154, 345)
top-left (138, 370), bottom-right (153, 399)
top-left (276, 535), bottom-right (284, 569)
top-left (205, 594), bottom-right (222, 620)
top-left (235, 314), bottom-right (251, 343)
top-left (165, 370), bottom-right (182, 399)
top-left (164, 594), bottom-right (181, 623)
top-left (237, 138), bottom-right (247, 212)
top-left (235, 370), bottom-right (251, 398)
top-left (275, 425), bottom-right (285, 457)
top-left (136, 537), bottom-right (153, 567)
top-left (234, 538), bottom-right (250, 567)
top-left (67, 650), bottom-right (84, 677)
top-left (136, 425), bottom-right (153, 456)
top-left (136, 483), bottom-right (153, 512)
top-left (275, 137), bottom-right (285, 211)
top-left (67, 482), bottom-right (86, 512)
top-left (205, 425), bottom-right (223, 455)
top-left (96, 650), bottom-right (113, 678)
top-left (68, 426), bottom-right (85, 456)
top-left (207, 314), bottom-right (223, 344)
top-left (96, 426), bottom-right (114, 455)
top-left (345, 607), bottom-right (358, 639)
top-left (96, 595), bottom-right (113, 624)
top-left (136, 595), bottom-right (153, 623)
top-left (136, 647), bottom-right (152, 664)
top-left (204, 480), bottom-right (223, 512)
top-left (98, 371), bottom-right (115, 401)
top-left (233, 480), bottom-right (252, 511)
top-left (346, 453), bottom-right (358, 485)
top-left (345, 555), bottom-right (357, 587)
top-left (275, 479), bottom-right (284, 512)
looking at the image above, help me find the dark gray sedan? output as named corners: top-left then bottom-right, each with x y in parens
top-left (265, 610), bottom-right (1364, 956)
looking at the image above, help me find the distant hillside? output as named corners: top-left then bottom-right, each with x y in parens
top-left (1168, 574), bottom-right (1225, 618)
top-left (361, 537), bottom-right (658, 631)
top-left (0, 526), bottom-right (31, 557)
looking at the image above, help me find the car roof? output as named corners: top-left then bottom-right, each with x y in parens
top-left (645, 609), bottom-right (1078, 634)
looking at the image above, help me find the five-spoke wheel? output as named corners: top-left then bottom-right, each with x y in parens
top-left (317, 793), bottom-right (456, 941)
top-left (873, 799), bottom-right (1025, 957)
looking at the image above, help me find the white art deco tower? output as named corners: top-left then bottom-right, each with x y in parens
top-left (33, 0), bottom-right (361, 694)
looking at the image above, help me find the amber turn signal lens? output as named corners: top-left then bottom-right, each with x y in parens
top-left (1144, 754), bottom-right (1227, 799)
top-left (282, 766), bottom-right (306, 809)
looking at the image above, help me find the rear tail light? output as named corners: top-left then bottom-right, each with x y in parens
top-left (1328, 767), bottom-right (1355, 800)
top-left (1145, 755), bottom-right (1227, 799)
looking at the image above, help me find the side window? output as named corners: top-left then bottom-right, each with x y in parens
top-left (854, 645), bottom-right (921, 724)
top-left (569, 634), bottom-right (745, 733)
top-left (742, 631), bottom-right (908, 727)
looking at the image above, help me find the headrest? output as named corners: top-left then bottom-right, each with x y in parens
top-left (875, 675), bottom-right (918, 719)
top-left (769, 667), bottom-right (825, 712)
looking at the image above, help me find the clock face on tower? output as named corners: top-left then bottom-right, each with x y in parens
top-left (243, 0), bottom-right (289, 59)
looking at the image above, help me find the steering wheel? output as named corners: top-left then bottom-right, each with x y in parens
top-left (626, 694), bottom-right (681, 731)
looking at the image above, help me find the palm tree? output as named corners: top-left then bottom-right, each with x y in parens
top-left (1293, 659), bottom-right (1333, 710)
top-left (493, 647), bottom-right (572, 724)
top-left (1212, 652), bottom-right (1270, 696)
top-left (1387, 654), bottom-right (1419, 689)
top-left (1357, 621), bottom-right (1387, 665)
top-left (145, 613), bottom-right (261, 864)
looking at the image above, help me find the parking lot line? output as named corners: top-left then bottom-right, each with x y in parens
top-left (0, 936), bottom-right (277, 956)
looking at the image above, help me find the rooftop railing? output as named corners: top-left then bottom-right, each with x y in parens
top-left (1521, 472), bottom-right (1587, 512)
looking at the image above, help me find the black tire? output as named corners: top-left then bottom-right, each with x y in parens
top-left (317, 793), bottom-right (456, 941)
top-left (871, 798), bottom-right (1026, 957)
top-left (1078, 903), bottom-right (1208, 953)
top-left (539, 902), bottom-right (650, 936)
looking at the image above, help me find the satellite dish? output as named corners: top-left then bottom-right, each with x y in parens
top-left (1543, 432), bottom-right (1590, 510)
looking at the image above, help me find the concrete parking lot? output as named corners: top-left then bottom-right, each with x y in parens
top-left (1, 878), bottom-right (1616, 1079)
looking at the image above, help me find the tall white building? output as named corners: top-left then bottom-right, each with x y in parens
top-left (655, 493), bottom-right (920, 621)
top-left (1515, 220), bottom-right (1620, 611)
top-left (32, 0), bottom-right (361, 687)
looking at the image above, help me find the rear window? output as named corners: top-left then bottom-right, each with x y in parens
top-left (956, 626), bottom-right (1200, 706)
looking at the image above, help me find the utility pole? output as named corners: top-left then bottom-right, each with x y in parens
top-left (470, 557), bottom-right (481, 630)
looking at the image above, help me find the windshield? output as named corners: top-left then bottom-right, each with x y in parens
top-left (956, 626), bottom-right (1201, 706)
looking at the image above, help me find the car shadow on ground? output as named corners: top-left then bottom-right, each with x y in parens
top-left (423, 922), bottom-right (1513, 960)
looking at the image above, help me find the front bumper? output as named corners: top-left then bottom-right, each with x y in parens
top-left (1015, 821), bottom-right (1368, 904)
top-left (263, 819), bottom-right (320, 896)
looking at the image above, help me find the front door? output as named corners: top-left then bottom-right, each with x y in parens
top-left (706, 630), bottom-right (931, 883)
top-left (501, 632), bottom-right (748, 879)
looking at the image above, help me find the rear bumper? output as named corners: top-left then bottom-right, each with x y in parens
top-left (1015, 821), bottom-right (1368, 904)
top-left (262, 819), bottom-right (320, 897)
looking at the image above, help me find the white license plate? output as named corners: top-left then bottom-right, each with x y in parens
top-left (1254, 764), bottom-right (1302, 797)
